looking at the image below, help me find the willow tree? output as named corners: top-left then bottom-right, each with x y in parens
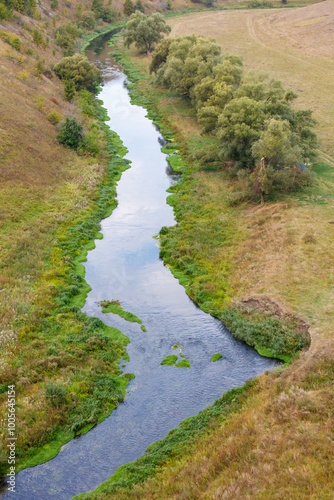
top-left (123, 12), bottom-right (171, 53)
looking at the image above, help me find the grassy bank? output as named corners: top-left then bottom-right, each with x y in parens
top-left (0, 10), bottom-right (138, 476)
top-left (77, 20), bottom-right (334, 496)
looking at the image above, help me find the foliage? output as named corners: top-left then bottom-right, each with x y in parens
top-left (221, 306), bottom-right (310, 359)
top-left (123, 0), bottom-right (134, 16)
top-left (122, 12), bottom-right (171, 53)
top-left (155, 35), bottom-right (222, 97)
top-left (47, 109), bottom-right (62, 124)
top-left (54, 54), bottom-right (103, 94)
top-left (161, 354), bottom-right (178, 366)
top-left (55, 22), bottom-right (83, 56)
top-left (152, 36), bottom-right (317, 198)
top-left (57, 117), bottom-right (83, 149)
top-left (100, 300), bottom-right (142, 324)
top-left (50, 0), bottom-right (58, 9)
top-left (0, 30), bottom-right (22, 51)
top-left (175, 358), bottom-right (190, 368)
top-left (64, 78), bottom-right (76, 101)
top-left (45, 383), bottom-right (67, 407)
top-left (1, 0), bottom-right (36, 15)
top-left (212, 353), bottom-right (222, 361)
top-left (0, 2), bottom-right (11, 19)
top-left (134, 0), bottom-right (144, 12)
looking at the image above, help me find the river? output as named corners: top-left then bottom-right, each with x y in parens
top-left (6, 34), bottom-right (279, 499)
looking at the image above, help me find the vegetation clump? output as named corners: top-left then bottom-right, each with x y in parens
top-left (57, 117), bottom-right (83, 149)
top-left (160, 354), bottom-right (178, 366)
top-left (212, 353), bottom-right (222, 361)
top-left (122, 12), bottom-right (171, 53)
top-left (100, 300), bottom-right (143, 325)
top-left (151, 35), bottom-right (317, 202)
top-left (54, 54), bottom-right (103, 94)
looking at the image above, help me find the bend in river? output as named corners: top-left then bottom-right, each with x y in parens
top-left (8, 35), bottom-right (279, 500)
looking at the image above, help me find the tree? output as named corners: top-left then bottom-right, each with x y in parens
top-left (156, 35), bottom-right (221, 96)
top-left (134, 0), bottom-right (144, 11)
top-left (54, 54), bottom-right (103, 94)
top-left (123, 0), bottom-right (134, 16)
top-left (91, 0), bottom-right (104, 18)
top-left (64, 79), bottom-right (76, 101)
top-left (217, 96), bottom-right (265, 170)
top-left (123, 12), bottom-right (171, 53)
top-left (251, 118), bottom-right (302, 168)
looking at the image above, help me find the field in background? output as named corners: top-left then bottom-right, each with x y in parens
top-left (169, 0), bottom-right (334, 156)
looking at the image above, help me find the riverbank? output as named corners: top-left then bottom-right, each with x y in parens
top-left (0, 13), bottom-right (140, 477)
top-left (75, 32), bottom-right (334, 498)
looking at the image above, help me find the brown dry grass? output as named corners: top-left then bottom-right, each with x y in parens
top-left (169, 1), bottom-right (334, 155)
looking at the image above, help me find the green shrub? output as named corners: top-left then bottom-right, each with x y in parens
top-left (54, 54), bottom-right (102, 94)
top-left (57, 117), bottom-right (83, 149)
top-left (47, 109), bottom-right (62, 124)
top-left (0, 30), bottom-right (22, 51)
top-left (0, 3), bottom-right (11, 19)
top-left (64, 79), bottom-right (76, 101)
top-left (50, 0), bottom-right (58, 9)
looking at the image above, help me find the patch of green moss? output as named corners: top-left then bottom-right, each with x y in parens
top-left (100, 300), bottom-right (142, 324)
top-left (161, 355), bottom-right (178, 366)
top-left (212, 353), bottom-right (223, 362)
top-left (175, 358), bottom-right (190, 368)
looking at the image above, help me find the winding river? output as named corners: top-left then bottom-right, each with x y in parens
top-left (8, 35), bottom-right (279, 499)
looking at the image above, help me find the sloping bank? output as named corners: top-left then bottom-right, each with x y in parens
top-left (72, 40), bottom-right (312, 499)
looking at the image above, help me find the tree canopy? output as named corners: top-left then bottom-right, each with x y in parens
top-left (151, 35), bottom-right (317, 200)
top-left (54, 54), bottom-right (103, 94)
top-left (122, 12), bottom-right (171, 53)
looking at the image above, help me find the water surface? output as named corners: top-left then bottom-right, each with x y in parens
top-left (7, 35), bottom-right (279, 500)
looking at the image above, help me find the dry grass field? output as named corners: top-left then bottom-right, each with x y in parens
top-left (169, 0), bottom-right (334, 156)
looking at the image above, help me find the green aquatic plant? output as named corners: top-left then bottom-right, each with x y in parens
top-left (100, 300), bottom-right (142, 324)
top-left (161, 355), bottom-right (178, 366)
top-left (175, 358), bottom-right (190, 368)
top-left (212, 353), bottom-right (223, 362)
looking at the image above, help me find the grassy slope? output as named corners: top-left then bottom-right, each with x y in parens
top-left (0, 2), bottom-right (135, 476)
top-left (77, 4), bottom-right (334, 497)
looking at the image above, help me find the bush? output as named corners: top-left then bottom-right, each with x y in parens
top-left (54, 54), bottom-right (102, 94)
top-left (47, 109), bottom-right (62, 124)
top-left (57, 117), bottom-right (83, 149)
top-left (0, 30), bottom-right (22, 51)
top-left (0, 3), bottom-right (11, 19)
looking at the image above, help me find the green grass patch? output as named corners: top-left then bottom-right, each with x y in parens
top-left (212, 353), bottom-right (223, 362)
top-left (100, 300), bottom-right (142, 324)
top-left (175, 358), bottom-right (190, 368)
top-left (161, 355), bottom-right (178, 366)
